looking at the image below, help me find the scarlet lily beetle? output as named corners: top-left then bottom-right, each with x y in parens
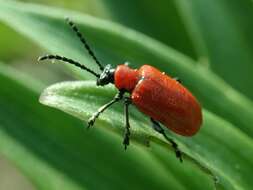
top-left (39, 18), bottom-right (203, 162)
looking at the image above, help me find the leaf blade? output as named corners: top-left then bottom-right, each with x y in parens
top-left (40, 80), bottom-right (253, 190)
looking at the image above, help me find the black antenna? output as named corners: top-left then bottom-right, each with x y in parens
top-left (38, 55), bottom-right (100, 77)
top-left (65, 17), bottom-right (104, 71)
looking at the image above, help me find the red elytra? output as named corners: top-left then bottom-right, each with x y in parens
top-left (39, 18), bottom-right (203, 161)
top-left (115, 64), bottom-right (202, 136)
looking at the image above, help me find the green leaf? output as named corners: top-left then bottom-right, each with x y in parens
top-left (1, 1), bottom-right (253, 190)
top-left (39, 80), bottom-right (253, 190)
top-left (0, 0), bottom-right (252, 138)
top-left (175, 0), bottom-right (253, 99)
top-left (99, 0), bottom-right (197, 58)
top-left (0, 62), bottom-right (216, 190)
top-left (0, 23), bottom-right (35, 62)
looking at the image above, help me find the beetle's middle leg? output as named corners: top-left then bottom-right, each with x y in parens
top-left (123, 97), bottom-right (132, 150)
top-left (150, 118), bottom-right (183, 162)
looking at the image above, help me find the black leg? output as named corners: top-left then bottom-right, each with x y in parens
top-left (87, 90), bottom-right (124, 128)
top-left (123, 97), bottom-right (131, 150)
top-left (150, 118), bottom-right (183, 162)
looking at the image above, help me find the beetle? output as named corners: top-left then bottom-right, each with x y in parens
top-left (39, 18), bottom-right (202, 162)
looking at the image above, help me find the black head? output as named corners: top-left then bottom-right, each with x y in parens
top-left (97, 64), bottom-right (115, 86)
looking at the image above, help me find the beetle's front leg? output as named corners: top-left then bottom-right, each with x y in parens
top-left (87, 90), bottom-right (125, 128)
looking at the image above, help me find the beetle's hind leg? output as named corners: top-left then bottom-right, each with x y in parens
top-left (123, 97), bottom-right (132, 150)
top-left (150, 118), bottom-right (183, 162)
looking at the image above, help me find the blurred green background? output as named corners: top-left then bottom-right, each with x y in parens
top-left (4, 2), bottom-right (103, 190)
top-left (0, 0), bottom-right (253, 190)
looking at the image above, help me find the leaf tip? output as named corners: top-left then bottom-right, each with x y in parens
top-left (39, 88), bottom-right (50, 105)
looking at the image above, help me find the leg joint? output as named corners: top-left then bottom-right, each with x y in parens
top-left (124, 97), bottom-right (132, 105)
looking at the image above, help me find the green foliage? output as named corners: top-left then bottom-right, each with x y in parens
top-left (0, 1), bottom-right (252, 190)
top-left (100, 0), bottom-right (197, 58)
top-left (175, 0), bottom-right (253, 99)
top-left (101, 0), bottom-right (253, 99)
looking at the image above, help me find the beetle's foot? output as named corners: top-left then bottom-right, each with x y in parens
top-left (87, 114), bottom-right (98, 129)
top-left (175, 148), bottom-right (183, 162)
top-left (123, 130), bottom-right (130, 150)
top-left (171, 142), bottom-right (183, 162)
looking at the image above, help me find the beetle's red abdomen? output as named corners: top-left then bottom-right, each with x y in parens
top-left (115, 64), bottom-right (202, 136)
top-left (132, 65), bottom-right (202, 136)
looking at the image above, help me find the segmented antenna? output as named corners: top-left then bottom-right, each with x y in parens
top-left (38, 55), bottom-right (100, 77)
top-left (65, 17), bottom-right (104, 71)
